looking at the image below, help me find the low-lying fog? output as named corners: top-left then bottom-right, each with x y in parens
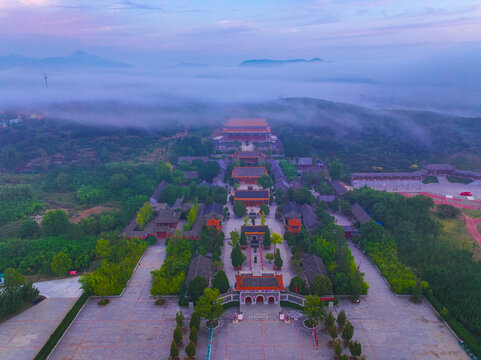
top-left (1, 43), bottom-right (480, 126)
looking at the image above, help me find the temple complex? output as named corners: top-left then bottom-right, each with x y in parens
top-left (222, 118), bottom-right (271, 142)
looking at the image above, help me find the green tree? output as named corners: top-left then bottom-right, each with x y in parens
top-left (329, 158), bottom-right (343, 180)
top-left (109, 173), bottom-right (129, 193)
top-left (271, 232), bottom-right (283, 250)
top-left (239, 230), bottom-right (247, 247)
top-left (274, 248), bottom-right (283, 268)
top-left (289, 276), bottom-right (308, 295)
top-left (80, 216), bottom-right (98, 235)
top-left (4, 267), bottom-right (26, 292)
top-left (18, 219), bottom-right (41, 238)
top-left (160, 185), bottom-right (182, 205)
top-left (173, 325), bottom-right (183, 346)
top-left (136, 202), bottom-right (153, 230)
top-left (189, 326), bottom-right (198, 343)
top-left (337, 309), bottom-right (347, 328)
top-left (185, 341), bottom-right (196, 358)
top-left (229, 230), bottom-right (240, 247)
top-left (342, 321), bottom-right (354, 344)
top-left (351, 269), bottom-right (362, 302)
top-left (187, 276), bottom-right (208, 304)
top-left (170, 339), bottom-right (179, 358)
top-left (257, 174), bottom-right (273, 189)
top-left (329, 323), bottom-right (338, 341)
top-left (176, 311), bottom-right (184, 328)
top-left (212, 270), bottom-right (230, 294)
top-left (324, 312), bottom-right (335, 328)
top-left (340, 199), bottom-right (352, 216)
top-left (243, 214), bottom-right (249, 225)
top-left (190, 311), bottom-right (201, 331)
top-left (42, 210), bottom-right (69, 236)
top-left (231, 244), bottom-right (246, 269)
top-left (50, 251), bottom-right (72, 276)
top-left (260, 202), bottom-right (270, 215)
top-left (233, 201), bottom-right (247, 217)
top-left (333, 339), bottom-right (343, 358)
top-left (260, 211), bottom-right (266, 225)
top-left (310, 275), bottom-right (333, 296)
top-left (294, 187), bottom-right (316, 205)
top-left (95, 238), bottom-right (111, 258)
top-left (331, 197), bottom-right (340, 212)
top-left (195, 288), bottom-right (224, 326)
top-left (98, 214), bottom-right (115, 232)
top-left (303, 295), bottom-right (324, 327)
top-left (263, 227), bottom-right (271, 248)
top-left (349, 341), bottom-right (363, 358)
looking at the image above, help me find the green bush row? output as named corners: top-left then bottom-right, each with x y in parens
top-left (425, 292), bottom-right (481, 357)
top-left (34, 291), bottom-right (90, 360)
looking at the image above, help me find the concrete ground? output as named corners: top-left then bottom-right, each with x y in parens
top-left (0, 297), bottom-right (78, 360)
top-left (34, 276), bottom-right (82, 298)
top-left (49, 244), bottom-right (184, 360)
top-left (196, 241), bottom-right (468, 360)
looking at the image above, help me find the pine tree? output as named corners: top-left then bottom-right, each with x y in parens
top-left (263, 227), bottom-right (271, 248)
top-left (185, 341), bottom-right (196, 358)
top-left (274, 248), bottom-right (283, 268)
top-left (231, 244), bottom-right (245, 269)
top-left (212, 270), bottom-right (230, 294)
top-left (170, 340), bottom-right (179, 359)
top-left (189, 326), bottom-right (198, 343)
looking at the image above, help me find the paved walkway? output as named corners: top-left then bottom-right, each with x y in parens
top-left (49, 244), bottom-right (180, 360)
top-left (0, 298), bottom-right (77, 360)
top-left (337, 242), bottom-right (468, 359)
top-left (34, 277), bottom-right (82, 298)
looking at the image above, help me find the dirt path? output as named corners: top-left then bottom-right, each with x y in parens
top-left (70, 206), bottom-right (113, 223)
top-left (465, 216), bottom-right (481, 246)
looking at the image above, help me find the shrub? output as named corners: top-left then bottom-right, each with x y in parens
top-left (212, 270), bottom-right (230, 294)
top-left (173, 325), bottom-right (183, 346)
top-left (185, 341), bottom-right (196, 358)
top-left (187, 276), bottom-right (208, 304)
top-left (190, 312), bottom-right (201, 331)
top-left (189, 326), bottom-right (198, 343)
top-left (289, 276), bottom-right (308, 295)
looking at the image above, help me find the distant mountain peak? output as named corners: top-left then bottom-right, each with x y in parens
top-left (239, 57), bottom-right (324, 67)
top-left (0, 51), bottom-right (130, 70)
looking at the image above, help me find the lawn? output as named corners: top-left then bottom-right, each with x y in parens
top-left (422, 176), bottom-right (439, 184)
top-left (463, 208), bottom-right (481, 219)
top-left (446, 176), bottom-right (473, 184)
top-left (437, 216), bottom-right (481, 261)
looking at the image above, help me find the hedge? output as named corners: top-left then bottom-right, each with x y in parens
top-left (222, 301), bottom-right (239, 310)
top-left (425, 292), bottom-right (481, 357)
top-left (34, 291), bottom-right (90, 360)
top-left (280, 301), bottom-right (304, 310)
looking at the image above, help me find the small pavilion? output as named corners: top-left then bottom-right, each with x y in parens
top-left (286, 217), bottom-right (302, 233)
top-left (206, 217), bottom-right (222, 232)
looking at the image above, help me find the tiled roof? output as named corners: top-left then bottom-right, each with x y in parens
top-left (225, 118), bottom-right (268, 127)
top-left (186, 255), bottom-right (213, 285)
top-left (233, 167), bottom-right (267, 177)
top-left (241, 225), bottom-right (268, 234)
top-left (329, 180), bottom-right (348, 197)
top-left (351, 203), bottom-right (371, 225)
top-left (235, 275), bottom-right (284, 290)
top-left (234, 190), bottom-right (270, 200)
top-left (302, 254), bottom-right (329, 285)
top-left (155, 209), bottom-right (181, 223)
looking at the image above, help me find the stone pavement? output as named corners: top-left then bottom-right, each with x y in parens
top-left (49, 244), bottom-right (182, 360)
top-left (0, 297), bottom-right (77, 360)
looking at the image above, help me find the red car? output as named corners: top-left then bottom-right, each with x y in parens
top-left (460, 192), bottom-right (472, 196)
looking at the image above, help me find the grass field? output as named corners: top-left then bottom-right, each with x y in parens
top-left (463, 208), bottom-right (481, 219)
top-left (437, 216), bottom-right (481, 261)
top-left (422, 176), bottom-right (439, 184)
top-left (446, 176), bottom-right (473, 184)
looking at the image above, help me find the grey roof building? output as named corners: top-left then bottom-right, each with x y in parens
top-left (186, 254), bottom-right (213, 286)
top-left (330, 180), bottom-right (348, 198)
top-left (204, 202), bottom-right (224, 218)
top-left (150, 180), bottom-right (169, 205)
top-left (300, 204), bottom-right (321, 234)
top-left (317, 195), bottom-right (335, 203)
top-left (302, 254), bottom-right (329, 285)
top-left (281, 202), bottom-right (302, 220)
top-left (351, 203), bottom-right (371, 225)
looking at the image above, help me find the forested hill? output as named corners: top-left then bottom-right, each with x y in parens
top-left (1, 97), bottom-right (480, 174)
top-left (266, 98), bottom-right (481, 173)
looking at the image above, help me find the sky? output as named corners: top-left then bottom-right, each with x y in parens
top-left (1, 0), bottom-right (481, 119)
top-left (2, 0), bottom-right (481, 64)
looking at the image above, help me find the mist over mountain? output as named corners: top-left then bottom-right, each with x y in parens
top-left (239, 58), bottom-right (324, 67)
top-left (0, 50), bottom-right (130, 70)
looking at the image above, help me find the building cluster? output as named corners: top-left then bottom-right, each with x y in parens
top-left (352, 163), bottom-right (481, 190)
